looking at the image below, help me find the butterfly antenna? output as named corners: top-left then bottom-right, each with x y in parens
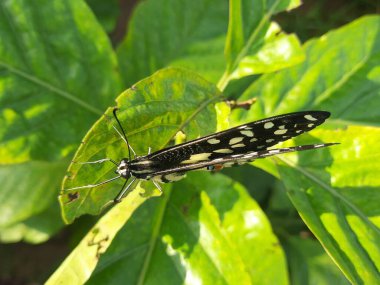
top-left (113, 108), bottom-right (131, 161)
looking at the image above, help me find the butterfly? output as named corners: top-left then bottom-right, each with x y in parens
top-left (65, 109), bottom-right (337, 202)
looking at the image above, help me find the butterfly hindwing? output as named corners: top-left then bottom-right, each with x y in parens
top-left (142, 142), bottom-right (337, 181)
top-left (129, 111), bottom-right (332, 179)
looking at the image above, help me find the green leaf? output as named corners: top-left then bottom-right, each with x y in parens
top-left (83, 172), bottom-right (288, 285)
top-left (0, 0), bottom-right (122, 238)
top-left (0, 201), bottom-right (64, 244)
top-left (60, 68), bottom-right (222, 223)
top-left (0, 159), bottom-right (67, 227)
top-left (169, 36), bottom-right (227, 84)
top-left (85, 0), bottom-right (120, 33)
top-left (283, 236), bottom-right (350, 285)
top-left (46, 184), bottom-right (147, 285)
top-left (278, 127), bottom-right (380, 284)
top-left (229, 22), bottom-right (305, 80)
top-left (232, 15), bottom-right (380, 123)
top-left (117, 0), bottom-right (229, 85)
top-left (225, 0), bottom-right (245, 68)
top-left (219, 0), bottom-right (302, 89)
top-left (0, 0), bottom-right (121, 163)
top-left (229, 15), bottom-right (380, 284)
top-left (118, 0), bottom-right (304, 89)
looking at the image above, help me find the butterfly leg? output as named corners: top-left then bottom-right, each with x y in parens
top-left (114, 177), bottom-right (137, 203)
top-left (64, 175), bottom-right (122, 191)
top-left (152, 180), bottom-right (163, 194)
top-left (75, 158), bottom-right (118, 165)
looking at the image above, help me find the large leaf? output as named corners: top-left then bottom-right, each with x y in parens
top-left (0, 0), bottom-right (122, 239)
top-left (117, 0), bottom-right (229, 86)
top-left (85, 0), bottom-right (120, 33)
top-left (60, 68), bottom-right (222, 223)
top-left (219, 0), bottom-right (302, 89)
top-left (232, 15), bottom-right (380, 123)
top-left (278, 127), bottom-right (380, 284)
top-left (117, 0), bottom-right (303, 87)
top-left (0, 160), bottom-right (67, 228)
top-left (46, 183), bottom-right (148, 285)
top-left (283, 236), bottom-right (350, 284)
top-left (230, 15), bottom-right (380, 283)
top-left (57, 172), bottom-right (286, 285)
top-left (0, 200), bottom-right (63, 244)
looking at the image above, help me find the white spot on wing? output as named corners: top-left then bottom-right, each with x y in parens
top-left (132, 160), bottom-right (152, 165)
top-left (240, 130), bottom-right (254, 137)
top-left (305, 114), bottom-right (318, 121)
top-left (314, 144), bottom-right (325, 148)
top-left (266, 139), bottom-right (275, 143)
top-left (207, 138), bottom-right (220, 144)
top-left (214, 149), bottom-right (233, 154)
top-left (238, 125), bottom-right (252, 130)
top-left (152, 176), bottom-right (164, 183)
top-left (231, 143), bottom-right (245, 148)
top-left (181, 153), bottom-right (212, 164)
top-left (274, 129), bottom-right (287, 135)
top-left (165, 173), bottom-right (186, 182)
top-left (229, 137), bottom-right (244, 145)
top-left (250, 138), bottom-right (258, 142)
top-left (308, 123), bottom-right (314, 128)
top-left (264, 122), bottom-right (274, 129)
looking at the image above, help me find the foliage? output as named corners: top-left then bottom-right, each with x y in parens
top-left (0, 0), bottom-right (379, 284)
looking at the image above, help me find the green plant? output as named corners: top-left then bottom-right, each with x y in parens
top-left (0, 0), bottom-right (379, 284)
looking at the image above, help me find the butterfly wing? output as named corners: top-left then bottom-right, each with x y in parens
top-left (129, 111), bottom-right (332, 179)
top-left (143, 143), bottom-right (338, 182)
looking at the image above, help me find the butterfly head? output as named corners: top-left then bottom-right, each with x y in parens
top-left (116, 159), bottom-right (131, 179)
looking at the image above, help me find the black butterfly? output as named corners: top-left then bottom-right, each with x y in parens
top-left (66, 109), bottom-right (337, 202)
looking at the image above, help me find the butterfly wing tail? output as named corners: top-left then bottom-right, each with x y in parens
top-left (253, 142), bottom-right (339, 159)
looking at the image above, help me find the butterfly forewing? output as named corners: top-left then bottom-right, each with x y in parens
top-left (129, 111), bottom-right (331, 179)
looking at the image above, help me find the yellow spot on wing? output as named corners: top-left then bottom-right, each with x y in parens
top-left (214, 149), bottom-right (233, 154)
top-left (181, 153), bottom-right (212, 164)
top-left (304, 115), bottom-right (317, 121)
top-left (240, 130), bottom-right (254, 137)
top-left (229, 137), bottom-right (244, 145)
top-left (207, 138), bottom-right (220, 144)
top-left (165, 173), bottom-right (186, 182)
top-left (264, 122), bottom-right (274, 129)
top-left (274, 129), bottom-right (287, 135)
top-left (231, 143), bottom-right (245, 148)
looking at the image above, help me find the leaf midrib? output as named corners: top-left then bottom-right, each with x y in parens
top-left (280, 156), bottom-right (380, 236)
top-left (0, 61), bottom-right (102, 116)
